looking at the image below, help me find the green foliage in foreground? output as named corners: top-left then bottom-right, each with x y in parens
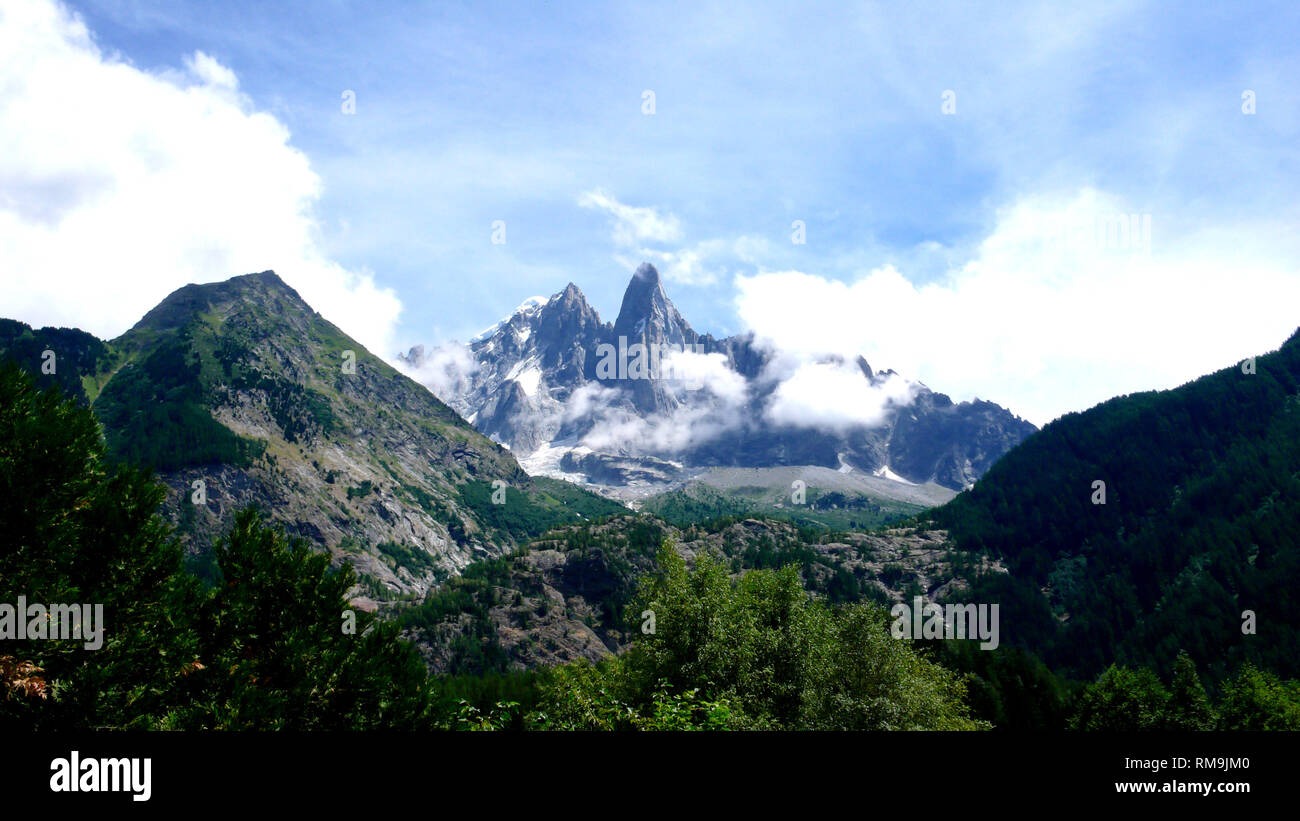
top-left (527, 543), bottom-right (987, 730)
top-left (12, 361), bottom-right (1300, 732)
top-left (0, 363), bottom-right (431, 729)
top-left (0, 362), bottom-right (198, 728)
top-left (927, 640), bottom-right (1074, 730)
top-left (164, 508), bottom-right (433, 730)
top-left (4, 364), bottom-right (980, 731)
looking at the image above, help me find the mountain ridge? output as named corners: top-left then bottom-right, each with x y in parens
top-left (403, 263), bottom-right (1037, 494)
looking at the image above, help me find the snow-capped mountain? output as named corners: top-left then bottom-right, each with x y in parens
top-left (401, 263), bottom-right (1037, 491)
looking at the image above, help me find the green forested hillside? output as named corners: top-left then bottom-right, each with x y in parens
top-left (0, 318), bottom-right (113, 404)
top-left (932, 328), bottom-right (1300, 684)
top-left (0, 362), bottom-right (431, 729)
top-left (8, 337), bottom-right (1300, 730)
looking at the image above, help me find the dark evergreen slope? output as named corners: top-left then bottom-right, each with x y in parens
top-left (933, 327), bottom-right (1300, 683)
top-left (0, 319), bottom-right (112, 404)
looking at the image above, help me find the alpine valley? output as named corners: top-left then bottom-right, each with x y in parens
top-left (5, 266), bottom-right (1300, 732)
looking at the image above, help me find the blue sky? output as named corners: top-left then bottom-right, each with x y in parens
top-left (57, 0), bottom-right (1295, 332)
top-left (3, 0), bottom-right (1299, 423)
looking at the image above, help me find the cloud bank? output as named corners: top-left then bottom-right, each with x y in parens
top-left (0, 0), bottom-right (402, 358)
top-left (735, 189), bottom-right (1300, 426)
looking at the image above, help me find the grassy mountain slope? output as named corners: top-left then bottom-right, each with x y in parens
top-left (1, 272), bottom-right (624, 601)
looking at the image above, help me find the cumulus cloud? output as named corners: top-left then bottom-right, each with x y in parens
top-left (183, 50), bottom-right (239, 90)
top-left (0, 0), bottom-right (403, 358)
top-left (765, 360), bottom-right (915, 432)
top-left (658, 348), bottom-right (748, 403)
top-left (735, 188), bottom-right (1300, 426)
top-left (578, 401), bottom-right (747, 456)
top-left (396, 342), bottom-right (477, 402)
top-left (563, 382), bottom-right (619, 424)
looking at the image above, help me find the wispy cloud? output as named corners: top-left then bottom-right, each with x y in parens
top-left (578, 189), bottom-right (682, 245)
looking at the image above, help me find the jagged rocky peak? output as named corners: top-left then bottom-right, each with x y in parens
top-left (612, 262), bottom-right (694, 346)
top-left (855, 355), bottom-right (874, 380)
top-left (537, 282), bottom-right (605, 343)
top-left (401, 343), bottom-right (428, 365)
top-left (470, 294), bottom-right (549, 345)
top-left (558, 281), bottom-right (585, 303)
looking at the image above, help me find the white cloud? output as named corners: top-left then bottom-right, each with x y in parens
top-left (580, 188), bottom-right (777, 288)
top-left (579, 189), bottom-right (729, 286)
top-left (578, 189), bottom-right (682, 245)
top-left (396, 342), bottom-right (477, 401)
top-left (735, 188), bottom-right (1300, 426)
top-left (613, 235), bottom-right (771, 287)
top-left (561, 349), bottom-right (752, 455)
top-left (578, 401), bottom-right (746, 455)
top-left (659, 348), bottom-right (748, 404)
top-left (183, 50), bottom-right (239, 91)
top-left (765, 360), bottom-right (915, 432)
top-left (634, 245), bottom-right (722, 287)
top-left (557, 382), bottom-right (611, 423)
top-left (0, 0), bottom-right (403, 358)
